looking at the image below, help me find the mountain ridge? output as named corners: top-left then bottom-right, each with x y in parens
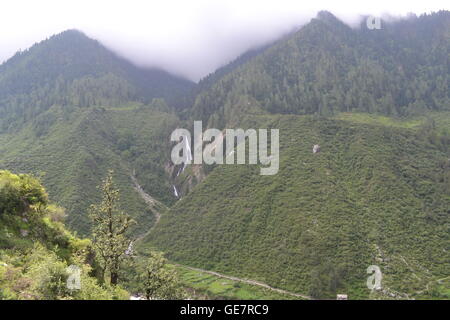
top-left (189, 10), bottom-right (449, 127)
top-left (0, 29), bottom-right (194, 131)
top-left (0, 10), bottom-right (449, 299)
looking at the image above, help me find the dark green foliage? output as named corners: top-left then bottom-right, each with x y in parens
top-left (0, 170), bottom-right (129, 300)
top-left (0, 171), bottom-right (47, 216)
top-left (138, 251), bottom-right (185, 299)
top-left (178, 43), bottom-right (272, 113)
top-left (89, 171), bottom-right (134, 285)
top-left (191, 11), bottom-right (450, 123)
top-left (1, 11), bottom-right (449, 300)
top-left (142, 115), bottom-right (450, 299)
top-left (0, 103), bottom-right (179, 235)
top-left (0, 29), bottom-right (194, 132)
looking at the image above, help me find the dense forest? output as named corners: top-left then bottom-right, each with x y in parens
top-left (0, 30), bottom-right (194, 131)
top-left (191, 11), bottom-right (450, 126)
top-left (143, 11), bottom-right (450, 299)
top-left (0, 11), bottom-right (449, 300)
top-left (142, 112), bottom-right (450, 299)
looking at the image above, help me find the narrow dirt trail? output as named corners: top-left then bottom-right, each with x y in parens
top-left (130, 173), bottom-right (167, 242)
top-left (131, 173), bottom-right (162, 225)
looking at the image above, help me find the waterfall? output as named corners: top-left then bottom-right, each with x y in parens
top-left (173, 185), bottom-right (179, 198)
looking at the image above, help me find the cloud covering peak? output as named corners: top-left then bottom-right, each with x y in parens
top-left (0, 0), bottom-right (448, 81)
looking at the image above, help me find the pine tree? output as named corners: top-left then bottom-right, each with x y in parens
top-left (89, 170), bottom-right (134, 285)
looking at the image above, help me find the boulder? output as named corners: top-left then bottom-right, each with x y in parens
top-left (313, 144), bottom-right (321, 153)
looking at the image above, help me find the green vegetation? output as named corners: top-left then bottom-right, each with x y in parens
top-left (138, 252), bottom-right (185, 300)
top-left (0, 170), bottom-right (185, 300)
top-left (176, 265), bottom-right (303, 300)
top-left (1, 11), bottom-right (449, 300)
top-left (89, 171), bottom-right (134, 285)
top-left (0, 103), bottom-right (180, 235)
top-left (142, 113), bottom-right (450, 299)
top-left (335, 112), bottom-right (426, 129)
top-left (192, 11), bottom-right (449, 123)
top-left (140, 13), bottom-right (449, 300)
top-left (0, 170), bottom-right (129, 299)
top-left (336, 111), bottom-right (450, 132)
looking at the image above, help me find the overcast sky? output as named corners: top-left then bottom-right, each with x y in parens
top-left (0, 0), bottom-right (448, 81)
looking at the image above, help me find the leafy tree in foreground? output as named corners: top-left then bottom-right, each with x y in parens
top-left (140, 251), bottom-right (185, 300)
top-left (89, 170), bottom-right (134, 285)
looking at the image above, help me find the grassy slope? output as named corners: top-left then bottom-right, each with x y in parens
top-left (0, 103), bottom-right (179, 236)
top-left (142, 113), bottom-right (450, 299)
top-left (174, 265), bottom-right (302, 300)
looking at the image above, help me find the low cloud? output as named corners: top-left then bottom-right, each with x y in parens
top-left (0, 0), bottom-right (448, 81)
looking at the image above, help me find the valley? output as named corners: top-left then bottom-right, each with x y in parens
top-left (0, 10), bottom-right (449, 300)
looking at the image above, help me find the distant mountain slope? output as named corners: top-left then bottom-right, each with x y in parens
top-left (0, 103), bottom-right (180, 235)
top-left (0, 11), bottom-right (449, 300)
top-left (0, 30), bottom-right (194, 131)
top-left (142, 113), bottom-right (450, 299)
top-left (0, 30), bottom-right (193, 235)
top-left (140, 11), bottom-right (450, 300)
top-left (191, 11), bottom-right (450, 125)
top-left (174, 10), bottom-right (450, 196)
top-left (178, 43), bottom-right (274, 112)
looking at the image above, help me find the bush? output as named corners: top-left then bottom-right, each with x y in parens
top-left (0, 171), bottom-right (48, 216)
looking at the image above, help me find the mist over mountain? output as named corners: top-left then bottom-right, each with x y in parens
top-left (190, 10), bottom-right (450, 125)
top-left (0, 29), bottom-right (194, 131)
top-left (1, 0), bottom-right (448, 81)
top-left (0, 10), bottom-right (449, 300)
top-left (127, 10), bottom-right (449, 299)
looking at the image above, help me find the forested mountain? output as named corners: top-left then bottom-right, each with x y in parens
top-left (0, 31), bottom-right (190, 235)
top-left (0, 11), bottom-right (449, 300)
top-left (141, 11), bottom-right (450, 299)
top-left (0, 103), bottom-right (180, 235)
top-left (191, 11), bottom-right (450, 127)
top-left (178, 43), bottom-right (273, 113)
top-left (0, 29), bottom-right (194, 131)
top-left (142, 111), bottom-right (450, 299)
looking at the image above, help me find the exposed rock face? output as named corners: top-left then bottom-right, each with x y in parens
top-left (313, 144), bottom-right (321, 154)
top-left (20, 230), bottom-right (29, 237)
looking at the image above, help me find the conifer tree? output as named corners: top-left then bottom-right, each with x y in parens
top-left (89, 170), bottom-right (134, 285)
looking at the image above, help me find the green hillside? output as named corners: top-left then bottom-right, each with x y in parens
top-left (191, 11), bottom-right (449, 125)
top-left (0, 11), bottom-right (449, 301)
top-left (0, 170), bottom-right (128, 299)
top-left (0, 29), bottom-right (194, 131)
top-left (141, 113), bottom-right (450, 299)
top-left (0, 102), bottom-right (179, 235)
top-left (0, 30), bottom-right (194, 236)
